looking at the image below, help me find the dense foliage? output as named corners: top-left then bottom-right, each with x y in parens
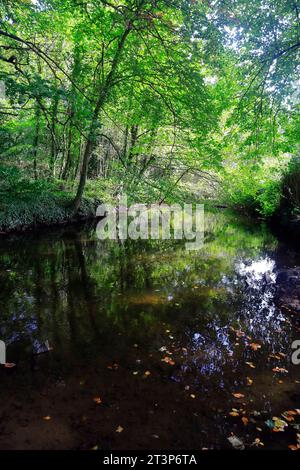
top-left (0, 0), bottom-right (299, 224)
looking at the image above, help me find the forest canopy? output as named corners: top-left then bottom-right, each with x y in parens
top-left (0, 0), bottom-right (299, 224)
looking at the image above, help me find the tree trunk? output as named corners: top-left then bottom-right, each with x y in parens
top-left (33, 103), bottom-right (41, 180)
top-left (72, 26), bottom-right (132, 212)
top-left (49, 92), bottom-right (59, 176)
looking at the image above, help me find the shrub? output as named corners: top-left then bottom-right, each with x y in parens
top-left (279, 156), bottom-right (300, 217)
top-left (221, 165), bottom-right (282, 218)
top-left (0, 166), bottom-right (100, 232)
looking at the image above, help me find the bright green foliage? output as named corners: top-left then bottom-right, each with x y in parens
top-left (0, 0), bottom-right (299, 226)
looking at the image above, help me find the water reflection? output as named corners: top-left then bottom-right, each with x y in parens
top-left (0, 211), bottom-right (299, 449)
top-left (238, 257), bottom-right (276, 287)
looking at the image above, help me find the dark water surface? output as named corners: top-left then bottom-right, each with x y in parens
top-left (0, 210), bottom-right (299, 450)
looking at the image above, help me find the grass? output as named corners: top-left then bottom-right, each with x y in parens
top-left (0, 170), bottom-right (100, 233)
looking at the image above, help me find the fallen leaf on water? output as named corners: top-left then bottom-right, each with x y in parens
top-left (190, 394), bottom-right (196, 399)
top-left (227, 435), bottom-right (245, 450)
top-left (93, 397), bottom-right (102, 405)
top-left (272, 367), bottom-right (288, 373)
top-left (269, 354), bottom-right (281, 360)
top-left (249, 343), bottom-right (261, 351)
top-left (283, 416), bottom-right (295, 423)
top-left (246, 377), bottom-right (253, 386)
top-left (43, 416), bottom-right (51, 421)
top-left (161, 356), bottom-right (175, 366)
top-left (251, 438), bottom-right (264, 447)
top-left (242, 417), bottom-right (249, 425)
top-left (265, 419), bottom-right (275, 429)
top-left (282, 410), bottom-right (297, 422)
top-left (116, 426), bottom-right (124, 433)
top-left (4, 363), bottom-right (16, 368)
top-left (144, 371), bottom-right (151, 376)
top-left (229, 411), bottom-right (239, 417)
top-left (272, 417), bottom-right (288, 432)
top-left (245, 362), bottom-right (256, 369)
top-left (235, 330), bottom-right (245, 338)
top-left (232, 393), bottom-right (245, 399)
top-left (288, 445), bottom-right (300, 451)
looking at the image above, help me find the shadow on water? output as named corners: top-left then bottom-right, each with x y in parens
top-left (0, 211), bottom-right (299, 450)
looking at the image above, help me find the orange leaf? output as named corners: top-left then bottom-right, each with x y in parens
top-left (288, 445), bottom-right (300, 451)
top-left (161, 356), bottom-right (175, 365)
top-left (249, 343), bottom-right (261, 351)
top-left (232, 393), bottom-right (245, 399)
top-left (272, 367), bottom-right (288, 373)
top-left (93, 397), bottom-right (102, 404)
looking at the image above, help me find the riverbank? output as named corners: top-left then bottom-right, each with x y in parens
top-left (0, 192), bottom-right (100, 234)
top-left (270, 220), bottom-right (300, 317)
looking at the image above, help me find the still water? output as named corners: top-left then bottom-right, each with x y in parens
top-left (0, 210), bottom-right (299, 450)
